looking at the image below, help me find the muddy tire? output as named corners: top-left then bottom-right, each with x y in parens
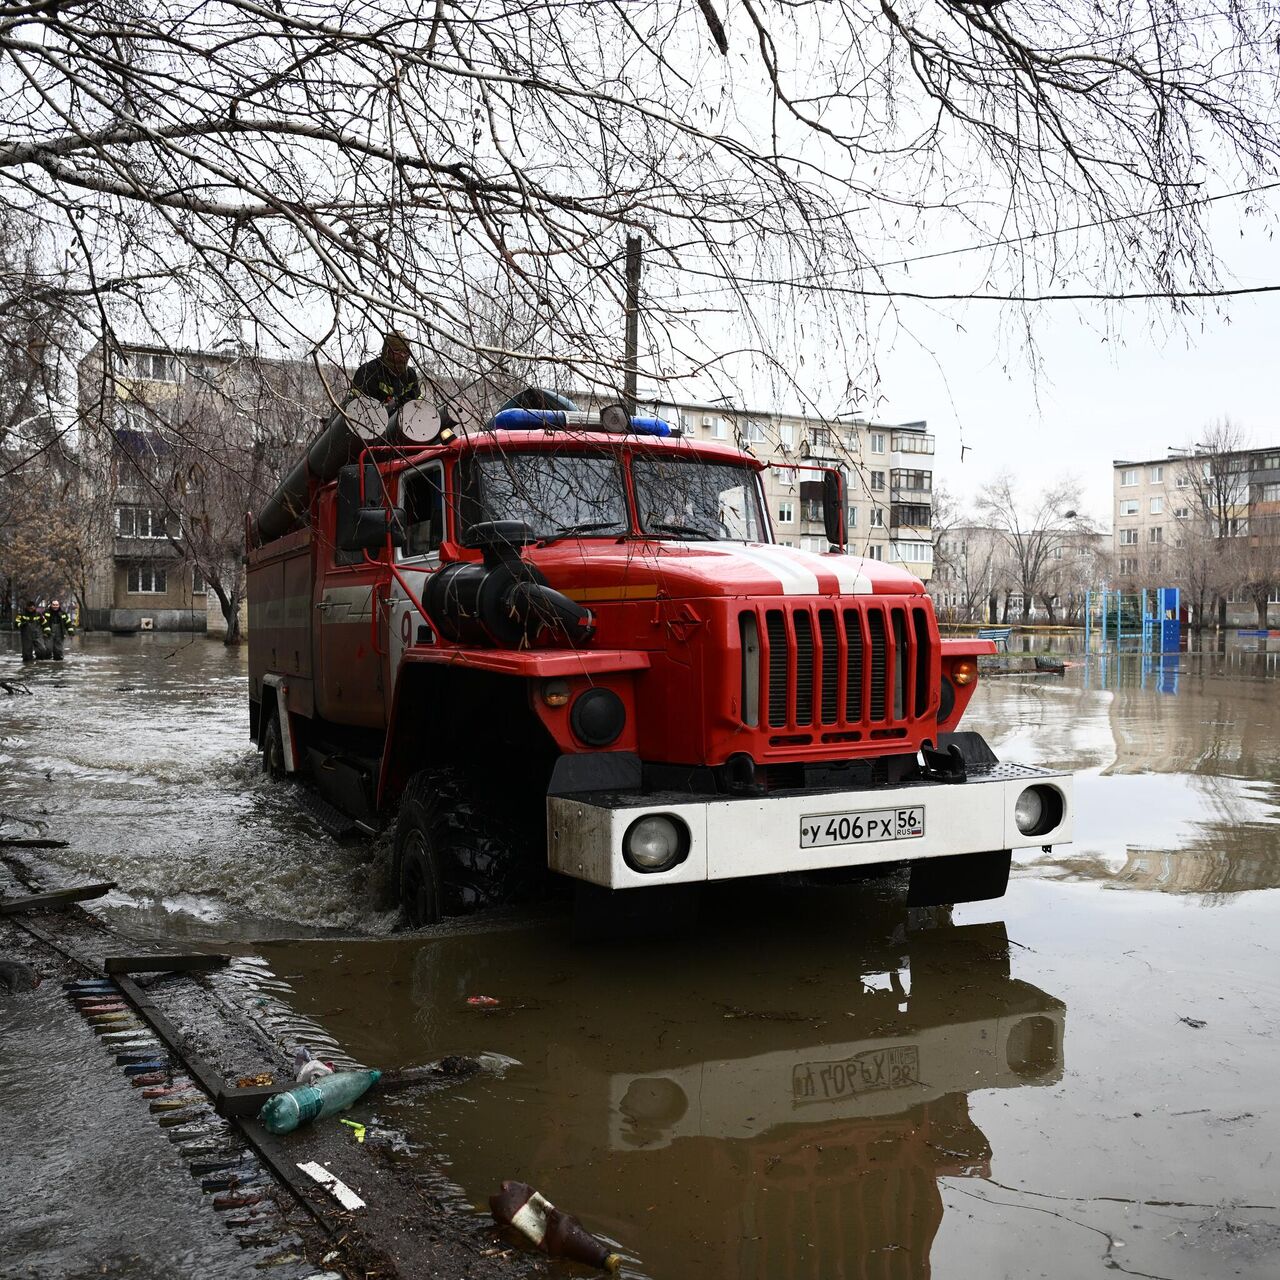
top-left (262, 706), bottom-right (286, 781)
top-left (394, 769), bottom-right (523, 928)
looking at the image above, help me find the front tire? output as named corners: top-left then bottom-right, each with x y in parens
top-left (393, 768), bottom-right (522, 928)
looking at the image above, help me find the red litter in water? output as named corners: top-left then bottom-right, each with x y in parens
top-left (466, 995), bottom-right (501, 1008)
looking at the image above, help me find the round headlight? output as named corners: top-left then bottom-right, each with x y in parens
top-left (1014, 787), bottom-right (1044, 834)
top-left (1014, 785), bottom-right (1064, 836)
top-left (623, 814), bottom-right (689, 872)
top-left (571, 687), bottom-right (626, 747)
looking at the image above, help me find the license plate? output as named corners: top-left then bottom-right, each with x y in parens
top-left (792, 1045), bottom-right (920, 1103)
top-left (799, 806), bottom-right (925, 849)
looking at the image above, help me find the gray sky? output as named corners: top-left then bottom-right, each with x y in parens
top-left (871, 199), bottom-right (1280, 527)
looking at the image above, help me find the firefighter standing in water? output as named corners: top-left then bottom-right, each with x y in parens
top-left (352, 332), bottom-right (421, 409)
top-left (42, 599), bottom-right (75, 661)
top-left (14, 601), bottom-right (49, 663)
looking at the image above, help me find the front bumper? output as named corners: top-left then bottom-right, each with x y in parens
top-left (547, 762), bottom-right (1072, 888)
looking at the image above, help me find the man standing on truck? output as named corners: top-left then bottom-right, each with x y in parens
top-left (352, 332), bottom-right (420, 410)
top-left (42, 599), bottom-right (75, 661)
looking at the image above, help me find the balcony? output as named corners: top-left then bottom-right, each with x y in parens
top-left (114, 536), bottom-right (181, 560)
top-left (890, 503), bottom-right (932, 530)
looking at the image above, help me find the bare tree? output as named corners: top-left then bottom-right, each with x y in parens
top-left (976, 475), bottom-right (1085, 624)
top-left (2, 0), bottom-right (1279, 423)
top-left (1179, 420), bottom-right (1252, 629)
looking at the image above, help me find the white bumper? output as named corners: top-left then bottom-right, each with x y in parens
top-left (547, 764), bottom-right (1072, 889)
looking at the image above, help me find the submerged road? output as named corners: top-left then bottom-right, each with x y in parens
top-left (3, 632), bottom-right (1280, 1279)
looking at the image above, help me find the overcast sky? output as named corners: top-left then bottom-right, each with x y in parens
top-left (870, 198), bottom-right (1280, 527)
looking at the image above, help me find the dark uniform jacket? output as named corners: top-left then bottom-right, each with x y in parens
top-left (43, 608), bottom-right (75, 640)
top-left (352, 357), bottom-right (421, 408)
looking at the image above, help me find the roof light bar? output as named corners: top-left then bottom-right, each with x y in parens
top-left (489, 408), bottom-right (677, 437)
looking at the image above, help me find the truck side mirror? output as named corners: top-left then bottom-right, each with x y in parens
top-left (336, 463), bottom-right (407, 553)
top-left (822, 470), bottom-right (846, 551)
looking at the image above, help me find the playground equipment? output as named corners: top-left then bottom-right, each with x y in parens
top-left (1084, 587), bottom-right (1181, 654)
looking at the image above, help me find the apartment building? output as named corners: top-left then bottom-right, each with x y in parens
top-left (1112, 445), bottom-right (1280, 623)
top-left (76, 342), bottom-right (332, 632)
top-left (628, 398), bottom-right (936, 581)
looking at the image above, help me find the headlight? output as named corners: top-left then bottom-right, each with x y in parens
top-left (1014, 785), bottom-right (1063, 836)
top-left (623, 814), bottom-right (690, 872)
top-left (952, 658), bottom-right (977, 687)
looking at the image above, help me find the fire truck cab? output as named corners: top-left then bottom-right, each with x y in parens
top-left (246, 393), bottom-right (1072, 928)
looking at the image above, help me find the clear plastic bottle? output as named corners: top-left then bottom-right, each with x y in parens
top-left (257, 1068), bottom-right (381, 1135)
top-left (294, 1045), bottom-right (335, 1087)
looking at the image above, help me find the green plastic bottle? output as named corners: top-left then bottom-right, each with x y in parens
top-left (257, 1069), bottom-right (381, 1135)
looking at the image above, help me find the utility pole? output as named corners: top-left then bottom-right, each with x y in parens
top-left (623, 235), bottom-right (641, 415)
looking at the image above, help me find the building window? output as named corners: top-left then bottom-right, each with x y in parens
top-left (1121, 468), bottom-right (1138, 486)
top-left (1174, 506), bottom-right (1190, 519)
top-left (777, 501), bottom-right (795, 524)
top-left (192, 568), bottom-right (206, 594)
top-left (779, 424), bottom-right (794, 449)
top-left (1175, 473), bottom-right (1190, 488)
top-left (127, 565), bottom-right (167, 593)
top-left (1149, 496), bottom-right (1163, 514)
top-left (867, 544), bottom-right (882, 560)
top-left (847, 506), bottom-right (857, 527)
top-left (1119, 557), bottom-right (1137, 574)
top-left (775, 466), bottom-right (797, 487)
top-left (1120, 529), bottom-right (1138, 545)
top-left (1149, 465), bottom-right (1163, 483)
top-left (870, 471), bottom-right (885, 491)
top-left (1148, 526), bottom-right (1162, 543)
top-left (117, 506), bottom-right (170, 538)
top-left (891, 432), bottom-right (935, 455)
top-left (1262, 482), bottom-right (1280, 502)
top-left (870, 431), bottom-right (886, 453)
top-left (807, 425), bottom-right (832, 452)
top-left (1119, 499), bottom-right (1139, 516)
top-left (1269, 587), bottom-right (1280, 604)
top-left (870, 507), bottom-right (884, 528)
top-left (124, 351), bottom-right (178, 382)
top-left (740, 419), bottom-right (766, 445)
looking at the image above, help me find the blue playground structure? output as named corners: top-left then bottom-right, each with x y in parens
top-left (1084, 587), bottom-right (1181, 654)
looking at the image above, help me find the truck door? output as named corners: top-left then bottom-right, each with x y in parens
top-left (313, 487), bottom-right (387, 728)
top-left (389, 461), bottom-right (446, 679)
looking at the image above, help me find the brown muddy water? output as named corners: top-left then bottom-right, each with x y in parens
top-left (3, 632), bottom-right (1280, 1279)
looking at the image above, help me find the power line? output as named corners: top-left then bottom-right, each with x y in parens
top-left (870, 181), bottom-right (1280, 272)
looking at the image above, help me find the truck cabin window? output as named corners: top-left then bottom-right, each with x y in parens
top-left (461, 451), bottom-right (627, 541)
top-left (632, 457), bottom-right (768, 542)
top-left (400, 465), bottom-right (445, 557)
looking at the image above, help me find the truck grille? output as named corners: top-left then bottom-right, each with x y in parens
top-left (741, 602), bottom-right (934, 742)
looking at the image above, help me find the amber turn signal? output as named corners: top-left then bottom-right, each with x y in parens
top-left (952, 658), bottom-right (977, 687)
top-left (541, 679), bottom-right (571, 707)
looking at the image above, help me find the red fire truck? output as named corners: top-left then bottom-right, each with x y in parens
top-left (246, 392), bottom-right (1072, 927)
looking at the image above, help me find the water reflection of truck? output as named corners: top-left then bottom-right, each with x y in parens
top-left (403, 915), bottom-right (1064, 1279)
top-left (246, 392), bottom-right (1072, 926)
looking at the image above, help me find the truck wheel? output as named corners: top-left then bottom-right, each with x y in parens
top-left (393, 769), bottom-right (521, 928)
top-left (262, 708), bottom-right (286, 781)
top-left (908, 850), bottom-right (1011, 908)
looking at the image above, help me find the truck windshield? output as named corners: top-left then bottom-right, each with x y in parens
top-left (461, 451), bottom-right (628, 540)
top-left (632, 456), bottom-right (768, 542)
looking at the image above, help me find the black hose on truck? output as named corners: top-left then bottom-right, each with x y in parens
top-left (425, 521), bottom-right (595, 648)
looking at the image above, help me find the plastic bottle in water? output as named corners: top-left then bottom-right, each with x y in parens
top-left (489, 1180), bottom-right (621, 1272)
top-left (257, 1068), bottom-right (381, 1135)
top-left (294, 1045), bottom-right (334, 1087)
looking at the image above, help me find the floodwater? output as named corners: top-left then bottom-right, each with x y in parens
top-left (3, 632), bottom-right (1280, 1278)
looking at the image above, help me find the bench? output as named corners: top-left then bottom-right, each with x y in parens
top-left (977, 626), bottom-right (1012, 653)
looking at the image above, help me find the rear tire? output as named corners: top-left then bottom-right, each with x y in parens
top-left (262, 707), bottom-right (286, 780)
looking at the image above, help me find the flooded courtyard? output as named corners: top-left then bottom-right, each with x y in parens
top-left (3, 632), bottom-right (1280, 1278)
